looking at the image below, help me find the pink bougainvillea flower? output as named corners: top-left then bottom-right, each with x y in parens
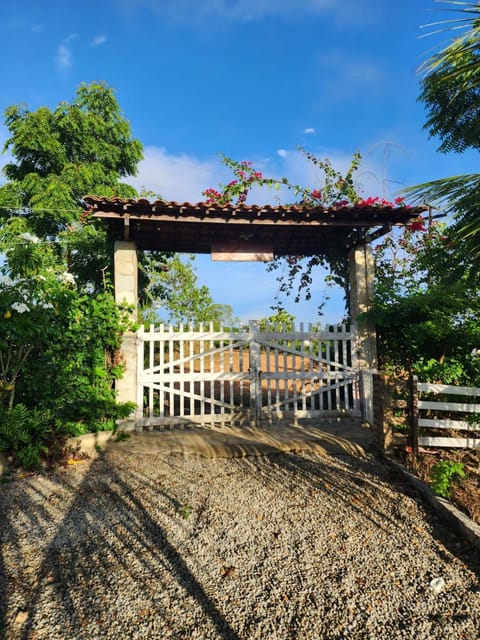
top-left (407, 218), bottom-right (426, 232)
top-left (203, 187), bottom-right (222, 201)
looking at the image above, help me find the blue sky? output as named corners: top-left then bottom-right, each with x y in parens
top-left (0, 0), bottom-right (476, 324)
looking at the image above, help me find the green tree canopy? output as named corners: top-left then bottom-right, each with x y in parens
top-left (0, 81), bottom-right (143, 238)
top-left (143, 254), bottom-right (237, 327)
top-left (0, 83), bottom-right (227, 318)
top-left (0, 81), bottom-right (146, 296)
top-left (367, 220), bottom-right (480, 384)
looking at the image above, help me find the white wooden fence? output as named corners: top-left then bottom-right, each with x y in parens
top-left (137, 321), bottom-right (361, 429)
top-left (411, 378), bottom-right (480, 449)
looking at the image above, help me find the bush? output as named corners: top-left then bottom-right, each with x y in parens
top-left (0, 405), bottom-right (51, 469)
top-left (429, 460), bottom-right (466, 498)
top-left (0, 219), bottom-right (136, 469)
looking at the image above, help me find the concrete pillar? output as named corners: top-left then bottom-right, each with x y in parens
top-left (114, 240), bottom-right (138, 310)
top-left (114, 241), bottom-right (139, 427)
top-left (349, 243), bottom-right (377, 424)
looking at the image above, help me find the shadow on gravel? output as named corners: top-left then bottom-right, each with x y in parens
top-left (251, 451), bottom-right (480, 580)
top-left (0, 456), bottom-right (240, 640)
top-left (2, 447), bottom-right (479, 639)
top-left (0, 471), bottom-right (80, 640)
top-left (0, 499), bottom-right (6, 640)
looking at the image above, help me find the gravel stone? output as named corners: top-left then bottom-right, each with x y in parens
top-left (1, 449), bottom-right (480, 639)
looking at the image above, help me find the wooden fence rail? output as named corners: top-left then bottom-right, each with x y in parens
top-left (409, 376), bottom-right (480, 451)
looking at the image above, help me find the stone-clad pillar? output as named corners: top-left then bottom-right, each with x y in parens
top-left (349, 243), bottom-right (377, 424)
top-left (114, 241), bottom-right (139, 427)
top-left (114, 241), bottom-right (138, 309)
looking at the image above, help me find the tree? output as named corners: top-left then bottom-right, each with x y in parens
top-left (205, 150), bottom-right (480, 384)
top-left (142, 254), bottom-right (237, 326)
top-left (0, 81), bottom-right (147, 294)
top-left (0, 83), bottom-right (227, 314)
top-left (0, 83), bottom-right (233, 467)
top-left (406, 2), bottom-right (480, 266)
top-left (0, 81), bottom-right (142, 236)
top-left (0, 83), bottom-right (152, 467)
top-left (367, 219), bottom-right (480, 384)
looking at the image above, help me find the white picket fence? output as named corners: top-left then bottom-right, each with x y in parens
top-left (137, 321), bottom-right (361, 428)
top-left (412, 380), bottom-right (480, 449)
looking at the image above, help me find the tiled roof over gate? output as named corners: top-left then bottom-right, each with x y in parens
top-left (83, 195), bottom-right (428, 256)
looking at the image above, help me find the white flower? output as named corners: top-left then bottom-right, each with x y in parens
top-left (11, 302), bottom-right (29, 314)
top-left (21, 232), bottom-right (40, 243)
top-left (59, 272), bottom-right (76, 286)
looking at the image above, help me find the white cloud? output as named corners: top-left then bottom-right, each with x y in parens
top-left (54, 44), bottom-right (72, 70)
top-left (127, 145), bottom-right (390, 208)
top-left (126, 146), bottom-right (226, 202)
top-left (54, 34), bottom-right (77, 72)
top-left (91, 35), bottom-right (108, 46)
top-left (304, 128), bottom-right (315, 134)
top-left (271, 146), bottom-right (388, 200)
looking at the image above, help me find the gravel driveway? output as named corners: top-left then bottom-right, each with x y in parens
top-left (1, 446), bottom-right (480, 640)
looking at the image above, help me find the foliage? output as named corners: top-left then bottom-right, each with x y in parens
top-left (0, 83), bottom-right (233, 470)
top-left (419, 2), bottom-right (480, 155)
top-left (0, 81), bottom-right (171, 304)
top-left (204, 149), bottom-right (364, 208)
top-left (258, 309), bottom-right (296, 331)
top-left (204, 149), bottom-right (410, 314)
top-left (0, 204), bottom-right (134, 466)
top-left (0, 81), bottom-right (142, 236)
top-left (142, 253), bottom-right (238, 326)
top-left (180, 504), bottom-right (192, 520)
top-left (429, 460), bottom-right (466, 499)
top-left (405, 2), bottom-right (480, 268)
top-left (369, 219), bottom-right (480, 384)
top-left (14, 288), bottom-right (136, 432)
top-left (0, 404), bottom-right (51, 469)
top-left (0, 218), bottom-right (67, 408)
top-left (0, 81), bottom-right (140, 293)
top-left (205, 148), bottom-right (480, 390)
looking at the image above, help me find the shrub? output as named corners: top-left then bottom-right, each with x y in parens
top-left (0, 404), bottom-right (51, 469)
top-left (429, 460), bottom-right (466, 498)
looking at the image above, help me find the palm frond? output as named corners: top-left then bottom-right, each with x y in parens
top-left (403, 173), bottom-right (480, 210)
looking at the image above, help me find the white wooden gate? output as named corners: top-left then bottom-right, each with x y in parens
top-left (136, 321), bottom-right (361, 429)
